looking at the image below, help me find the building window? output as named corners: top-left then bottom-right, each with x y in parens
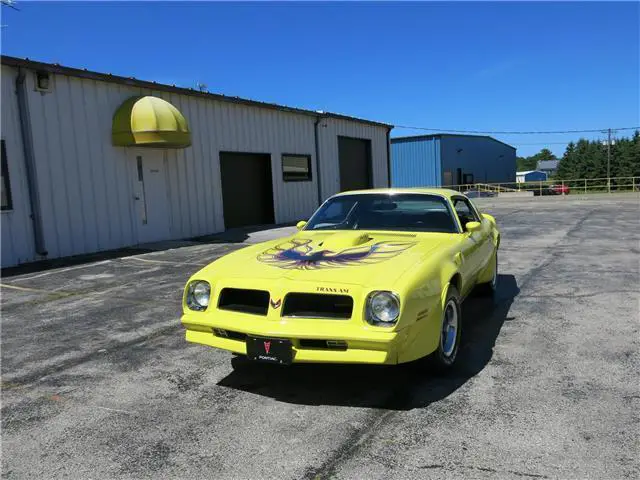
top-left (1, 140), bottom-right (13, 211)
top-left (282, 154), bottom-right (312, 182)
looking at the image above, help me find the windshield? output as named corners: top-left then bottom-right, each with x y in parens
top-left (304, 194), bottom-right (458, 233)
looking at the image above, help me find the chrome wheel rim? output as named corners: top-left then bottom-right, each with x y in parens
top-left (441, 299), bottom-right (458, 358)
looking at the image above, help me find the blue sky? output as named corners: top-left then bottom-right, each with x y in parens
top-left (2, 1), bottom-right (639, 156)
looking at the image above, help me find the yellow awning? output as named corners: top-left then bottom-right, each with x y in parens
top-left (112, 96), bottom-right (191, 148)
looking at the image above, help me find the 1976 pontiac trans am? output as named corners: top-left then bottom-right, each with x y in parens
top-left (181, 188), bottom-right (500, 370)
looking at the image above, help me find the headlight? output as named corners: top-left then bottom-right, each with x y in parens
top-left (186, 280), bottom-right (211, 311)
top-left (366, 291), bottom-right (400, 326)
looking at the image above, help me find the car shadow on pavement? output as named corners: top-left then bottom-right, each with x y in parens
top-left (217, 274), bottom-right (519, 411)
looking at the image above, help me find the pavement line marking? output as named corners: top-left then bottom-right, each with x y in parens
top-left (122, 256), bottom-right (206, 266)
top-left (0, 283), bottom-right (67, 295)
top-left (0, 282), bottom-right (168, 304)
top-left (93, 406), bottom-right (138, 415)
top-left (10, 260), bottom-right (112, 282)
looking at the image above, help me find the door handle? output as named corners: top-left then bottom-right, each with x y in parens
top-left (134, 196), bottom-right (140, 200)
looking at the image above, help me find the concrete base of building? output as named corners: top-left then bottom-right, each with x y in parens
top-left (498, 191), bottom-right (535, 198)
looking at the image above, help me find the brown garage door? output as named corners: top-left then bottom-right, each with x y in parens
top-left (338, 136), bottom-right (372, 192)
top-left (220, 152), bottom-right (275, 229)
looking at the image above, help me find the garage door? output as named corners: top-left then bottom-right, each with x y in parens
top-left (338, 136), bottom-right (372, 192)
top-left (220, 152), bottom-right (275, 229)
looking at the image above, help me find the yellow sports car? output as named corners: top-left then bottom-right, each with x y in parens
top-left (181, 188), bottom-right (499, 370)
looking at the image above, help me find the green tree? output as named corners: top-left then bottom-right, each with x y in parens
top-left (615, 131), bottom-right (640, 178)
top-left (516, 156), bottom-right (537, 171)
top-left (516, 148), bottom-right (557, 171)
top-left (530, 148), bottom-right (557, 163)
top-left (556, 142), bottom-right (576, 180)
top-left (555, 130), bottom-right (640, 182)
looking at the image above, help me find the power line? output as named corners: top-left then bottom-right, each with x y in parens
top-left (393, 125), bottom-right (640, 135)
top-left (1, 0), bottom-right (19, 10)
top-left (510, 142), bottom-right (575, 146)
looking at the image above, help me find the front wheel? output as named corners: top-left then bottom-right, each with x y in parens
top-left (421, 285), bottom-right (462, 372)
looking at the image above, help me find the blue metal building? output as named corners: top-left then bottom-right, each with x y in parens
top-left (516, 170), bottom-right (548, 183)
top-left (390, 134), bottom-right (516, 187)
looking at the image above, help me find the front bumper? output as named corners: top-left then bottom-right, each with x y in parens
top-left (181, 311), bottom-right (403, 365)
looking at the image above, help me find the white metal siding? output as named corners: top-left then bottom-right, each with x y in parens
top-left (1, 65), bottom-right (389, 266)
top-left (318, 118), bottom-right (390, 200)
top-left (154, 91), bottom-right (323, 235)
top-left (1, 66), bottom-right (36, 267)
top-left (28, 75), bottom-right (138, 260)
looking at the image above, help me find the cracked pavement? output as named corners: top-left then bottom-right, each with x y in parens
top-left (1, 194), bottom-right (639, 479)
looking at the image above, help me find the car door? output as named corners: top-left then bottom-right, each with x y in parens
top-left (452, 197), bottom-right (489, 293)
top-left (467, 198), bottom-right (496, 272)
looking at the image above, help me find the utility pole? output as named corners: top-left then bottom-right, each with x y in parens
top-left (607, 128), bottom-right (611, 193)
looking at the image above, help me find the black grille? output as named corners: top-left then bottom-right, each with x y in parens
top-left (299, 339), bottom-right (348, 350)
top-left (213, 328), bottom-right (247, 341)
top-left (282, 293), bottom-right (353, 319)
top-left (218, 288), bottom-right (269, 316)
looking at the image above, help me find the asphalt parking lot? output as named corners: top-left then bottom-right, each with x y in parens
top-left (2, 194), bottom-right (639, 479)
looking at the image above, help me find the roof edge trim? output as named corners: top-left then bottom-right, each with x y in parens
top-left (1, 55), bottom-right (393, 129)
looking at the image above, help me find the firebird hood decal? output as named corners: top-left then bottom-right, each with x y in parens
top-left (257, 238), bottom-right (417, 270)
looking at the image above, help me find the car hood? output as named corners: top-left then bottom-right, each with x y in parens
top-left (197, 230), bottom-right (455, 288)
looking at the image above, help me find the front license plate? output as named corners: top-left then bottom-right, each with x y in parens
top-left (246, 337), bottom-right (293, 365)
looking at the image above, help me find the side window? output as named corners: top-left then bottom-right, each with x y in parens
top-left (453, 198), bottom-right (479, 230)
top-left (1, 140), bottom-right (13, 211)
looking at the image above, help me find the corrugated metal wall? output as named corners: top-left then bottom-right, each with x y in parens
top-left (1, 66), bottom-right (36, 266)
top-left (149, 88), bottom-right (321, 240)
top-left (517, 171), bottom-right (547, 183)
top-left (0, 65), bottom-right (389, 267)
top-left (390, 137), bottom-right (441, 187)
top-left (440, 136), bottom-right (516, 184)
top-left (318, 118), bottom-right (390, 199)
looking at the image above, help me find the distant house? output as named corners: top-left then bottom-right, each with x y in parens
top-left (537, 160), bottom-right (559, 177)
top-left (516, 170), bottom-right (548, 183)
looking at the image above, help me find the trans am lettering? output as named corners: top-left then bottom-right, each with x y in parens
top-left (317, 287), bottom-right (349, 293)
top-left (257, 238), bottom-right (416, 270)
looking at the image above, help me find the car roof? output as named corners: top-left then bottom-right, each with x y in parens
top-left (331, 187), bottom-right (462, 200)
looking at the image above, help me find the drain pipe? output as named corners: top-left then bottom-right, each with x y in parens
top-left (314, 114), bottom-right (324, 206)
top-left (386, 127), bottom-right (392, 187)
top-left (16, 68), bottom-right (47, 256)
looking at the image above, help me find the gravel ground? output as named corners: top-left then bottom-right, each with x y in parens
top-left (1, 194), bottom-right (639, 479)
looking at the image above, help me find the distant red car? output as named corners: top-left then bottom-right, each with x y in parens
top-left (550, 184), bottom-right (570, 195)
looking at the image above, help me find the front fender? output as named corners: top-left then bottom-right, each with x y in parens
top-left (393, 258), bottom-right (462, 363)
top-left (482, 213), bottom-right (500, 248)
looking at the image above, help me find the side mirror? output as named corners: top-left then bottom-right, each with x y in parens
top-left (465, 221), bottom-right (482, 233)
top-left (296, 220), bottom-right (307, 231)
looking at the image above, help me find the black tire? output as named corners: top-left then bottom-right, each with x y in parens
top-left (417, 285), bottom-right (463, 373)
top-left (477, 252), bottom-right (498, 297)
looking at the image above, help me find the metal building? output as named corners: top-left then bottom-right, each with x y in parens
top-left (516, 170), bottom-right (548, 183)
top-left (390, 134), bottom-right (516, 187)
top-left (1, 56), bottom-right (392, 268)
top-left (537, 160), bottom-right (559, 177)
